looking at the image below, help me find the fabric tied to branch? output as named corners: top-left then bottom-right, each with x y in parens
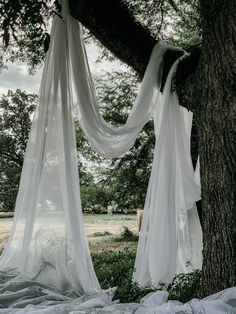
top-left (65, 3), bottom-right (202, 286)
top-left (68, 16), bottom-right (176, 158)
top-left (0, 0), bottom-right (202, 301)
top-left (133, 57), bottom-right (202, 286)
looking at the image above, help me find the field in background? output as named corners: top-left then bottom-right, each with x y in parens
top-left (0, 214), bottom-right (138, 252)
top-left (0, 213), bottom-right (201, 304)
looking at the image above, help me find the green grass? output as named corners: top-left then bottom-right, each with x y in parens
top-left (0, 217), bottom-right (13, 222)
top-left (83, 213), bottom-right (136, 224)
top-left (0, 213), bottom-right (136, 223)
top-left (88, 227), bottom-right (138, 253)
top-left (0, 217), bottom-right (201, 304)
top-left (90, 228), bottom-right (202, 303)
top-left (112, 226), bottom-right (139, 242)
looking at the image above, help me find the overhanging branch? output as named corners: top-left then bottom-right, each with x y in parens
top-left (69, 0), bottom-right (156, 76)
top-left (69, 0), bottom-right (200, 110)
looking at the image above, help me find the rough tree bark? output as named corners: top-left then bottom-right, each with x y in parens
top-left (69, 0), bottom-right (156, 76)
top-left (69, 0), bottom-right (236, 295)
top-left (197, 0), bottom-right (236, 295)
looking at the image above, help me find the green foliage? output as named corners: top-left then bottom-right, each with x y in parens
top-left (75, 122), bottom-right (103, 164)
top-left (92, 248), bottom-right (202, 303)
top-left (0, 90), bottom-right (36, 211)
top-left (124, 0), bottom-right (201, 49)
top-left (92, 249), bottom-right (155, 302)
top-left (80, 181), bottom-right (111, 210)
top-left (77, 71), bottom-right (155, 211)
top-left (0, 0), bottom-right (61, 71)
top-left (94, 0), bottom-right (202, 63)
top-left (0, 0), bottom-right (201, 71)
top-left (166, 0), bottom-right (202, 49)
top-left (168, 270), bottom-right (202, 303)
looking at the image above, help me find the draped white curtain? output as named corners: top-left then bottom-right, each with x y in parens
top-left (133, 57), bottom-right (202, 286)
top-left (0, 3), bottom-right (100, 295)
top-left (66, 2), bottom-right (202, 286)
top-left (0, 0), bottom-right (202, 297)
top-left (67, 15), bottom-right (180, 158)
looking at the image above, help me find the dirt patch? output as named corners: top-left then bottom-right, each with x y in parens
top-left (0, 214), bottom-right (138, 251)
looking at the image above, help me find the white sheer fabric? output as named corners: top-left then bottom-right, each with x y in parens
top-left (68, 16), bottom-right (182, 158)
top-left (0, 279), bottom-right (235, 314)
top-left (66, 2), bottom-right (202, 286)
top-left (0, 0), bottom-right (203, 304)
top-left (133, 57), bottom-right (202, 286)
top-left (0, 3), bottom-right (100, 295)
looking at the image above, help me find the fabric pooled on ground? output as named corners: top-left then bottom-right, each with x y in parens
top-left (0, 274), bottom-right (235, 314)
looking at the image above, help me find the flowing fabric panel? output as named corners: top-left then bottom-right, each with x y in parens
top-left (0, 5), bottom-right (100, 295)
top-left (65, 5), bottom-right (202, 286)
top-left (0, 0), bottom-right (203, 302)
top-left (133, 57), bottom-right (202, 287)
top-left (67, 14), bottom-right (183, 158)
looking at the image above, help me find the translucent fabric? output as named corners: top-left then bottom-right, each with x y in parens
top-left (133, 57), bottom-right (202, 286)
top-left (0, 2), bottom-right (100, 295)
top-left (68, 16), bottom-right (182, 158)
top-left (0, 0), bottom-right (203, 305)
top-left (63, 2), bottom-right (202, 286)
top-left (0, 275), bottom-right (235, 314)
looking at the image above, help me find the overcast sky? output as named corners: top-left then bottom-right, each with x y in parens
top-left (0, 42), bottom-right (124, 97)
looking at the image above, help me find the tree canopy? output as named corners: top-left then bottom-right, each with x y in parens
top-left (0, 90), bottom-right (36, 211)
top-left (0, 0), bottom-right (201, 72)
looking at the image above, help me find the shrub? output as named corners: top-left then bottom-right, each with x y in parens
top-left (113, 227), bottom-right (139, 243)
top-left (168, 270), bottom-right (202, 303)
top-left (92, 249), bottom-right (155, 302)
top-left (92, 248), bottom-right (202, 303)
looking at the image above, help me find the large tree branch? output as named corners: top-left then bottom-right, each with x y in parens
top-left (69, 0), bottom-right (200, 110)
top-left (69, 0), bottom-right (156, 76)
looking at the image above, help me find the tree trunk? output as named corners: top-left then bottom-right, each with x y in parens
top-left (69, 0), bottom-right (236, 295)
top-left (197, 0), bottom-right (236, 295)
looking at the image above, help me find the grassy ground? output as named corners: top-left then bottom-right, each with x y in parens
top-left (0, 214), bottom-right (201, 303)
top-left (0, 214), bottom-right (138, 252)
top-left (90, 228), bottom-right (201, 303)
top-left (85, 214), bottom-right (138, 252)
top-left (88, 226), bottom-right (138, 253)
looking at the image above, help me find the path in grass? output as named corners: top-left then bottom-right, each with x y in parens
top-left (0, 214), bottom-right (138, 252)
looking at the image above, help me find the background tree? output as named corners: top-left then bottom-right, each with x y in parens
top-left (0, 0), bottom-right (235, 295)
top-left (77, 71), bottom-right (155, 211)
top-left (79, 166), bottom-right (111, 211)
top-left (0, 0), bottom-right (62, 71)
top-left (0, 90), bottom-right (36, 211)
top-left (0, 90), bottom-right (113, 212)
top-left (96, 72), bottom-right (155, 211)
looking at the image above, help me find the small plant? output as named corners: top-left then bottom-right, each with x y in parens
top-left (113, 227), bottom-right (139, 242)
top-left (168, 270), bottom-right (202, 303)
